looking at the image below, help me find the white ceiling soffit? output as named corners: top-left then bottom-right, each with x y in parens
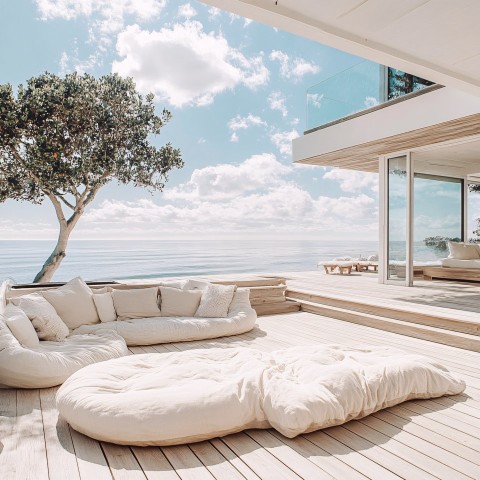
top-left (200, 0), bottom-right (480, 96)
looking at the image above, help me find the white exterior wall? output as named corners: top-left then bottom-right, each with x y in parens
top-left (293, 88), bottom-right (480, 164)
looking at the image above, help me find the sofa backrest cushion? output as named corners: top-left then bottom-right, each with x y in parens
top-left (112, 287), bottom-right (161, 321)
top-left (11, 293), bottom-right (69, 341)
top-left (448, 241), bottom-right (480, 260)
top-left (42, 277), bottom-right (99, 329)
top-left (93, 293), bottom-right (117, 323)
top-left (160, 287), bottom-right (202, 317)
top-left (4, 304), bottom-right (40, 348)
top-left (228, 288), bottom-right (251, 314)
top-left (195, 284), bottom-right (236, 318)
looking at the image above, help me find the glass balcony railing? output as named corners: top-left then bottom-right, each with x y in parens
top-left (306, 60), bottom-right (434, 132)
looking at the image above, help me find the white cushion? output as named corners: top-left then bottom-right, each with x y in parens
top-left (42, 277), bottom-right (99, 329)
top-left (74, 288), bottom-right (256, 346)
top-left (4, 304), bottom-right (39, 348)
top-left (93, 293), bottom-right (117, 323)
top-left (448, 241), bottom-right (480, 260)
top-left (56, 345), bottom-right (465, 446)
top-left (0, 317), bottom-right (128, 388)
top-left (112, 288), bottom-right (161, 321)
top-left (195, 284), bottom-right (235, 318)
top-left (183, 279), bottom-right (211, 291)
top-left (11, 293), bottom-right (69, 341)
top-left (441, 258), bottom-right (480, 269)
top-left (160, 287), bottom-right (202, 317)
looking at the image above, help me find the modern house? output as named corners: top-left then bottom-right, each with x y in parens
top-left (203, 0), bottom-right (480, 286)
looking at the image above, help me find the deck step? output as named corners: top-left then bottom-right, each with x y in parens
top-left (254, 300), bottom-right (301, 316)
top-left (294, 298), bottom-right (480, 352)
top-left (287, 289), bottom-right (480, 337)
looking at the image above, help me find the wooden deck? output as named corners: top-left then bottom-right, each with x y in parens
top-left (2, 311), bottom-right (480, 480)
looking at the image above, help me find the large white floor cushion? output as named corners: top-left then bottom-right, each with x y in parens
top-left (56, 345), bottom-right (465, 446)
top-left (0, 319), bottom-right (128, 388)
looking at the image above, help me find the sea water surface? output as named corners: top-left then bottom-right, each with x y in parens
top-left (0, 239), bottom-right (380, 284)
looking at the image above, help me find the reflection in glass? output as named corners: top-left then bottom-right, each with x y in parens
top-left (387, 156), bottom-right (407, 281)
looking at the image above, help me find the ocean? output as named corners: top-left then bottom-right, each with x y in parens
top-left (0, 239), bottom-right (380, 284)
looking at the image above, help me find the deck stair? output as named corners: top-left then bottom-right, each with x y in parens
top-left (215, 277), bottom-right (301, 316)
top-left (286, 288), bottom-right (480, 352)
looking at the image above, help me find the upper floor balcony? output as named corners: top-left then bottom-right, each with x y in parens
top-left (306, 60), bottom-right (435, 133)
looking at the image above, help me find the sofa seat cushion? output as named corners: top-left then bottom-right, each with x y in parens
top-left (42, 277), bottom-right (99, 329)
top-left (0, 319), bottom-right (128, 389)
top-left (442, 258), bottom-right (480, 269)
top-left (56, 345), bottom-right (465, 446)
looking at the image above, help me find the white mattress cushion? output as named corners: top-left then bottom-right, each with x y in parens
top-left (441, 258), bottom-right (480, 269)
top-left (0, 318), bottom-right (128, 389)
top-left (160, 287), bottom-right (202, 317)
top-left (195, 284), bottom-right (235, 318)
top-left (4, 304), bottom-right (39, 348)
top-left (112, 287), bottom-right (161, 321)
top-left (42, 277), bottom-right (99, 329)
top-left (56, 345), bottom-right (465, 446)
top-left (11, 293), bottom-right (69, 341)
top-left (93, 293), bottom-right (117, 323)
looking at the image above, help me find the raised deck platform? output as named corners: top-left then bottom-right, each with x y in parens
top-left (2, 312), bottom-right (480, 480)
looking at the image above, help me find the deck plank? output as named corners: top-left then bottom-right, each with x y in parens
top-left (39, 387), bottom-right (81, 480)
top-left (131, 447), bottom-right (181, 480)
top-left (15, 389), bottom-right (49, 480)
top-left (0, 390), bottom-right (17, 479)
top-left (161, 444), bottom-right (216, 480)
top-left (101, 443), bottom-right (146, 480)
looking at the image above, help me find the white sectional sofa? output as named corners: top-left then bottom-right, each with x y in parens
top-left (0, 277), bottom-right (257, 388)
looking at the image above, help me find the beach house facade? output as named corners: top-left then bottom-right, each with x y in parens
top-left (202, 0), bottom-right (480, 286)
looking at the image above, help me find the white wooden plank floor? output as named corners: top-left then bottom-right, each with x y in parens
top-left (1, 311), bottom-right (480, 480)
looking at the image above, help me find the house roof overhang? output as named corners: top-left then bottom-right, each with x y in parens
top-left (200, 0), bottom-right (480, 97)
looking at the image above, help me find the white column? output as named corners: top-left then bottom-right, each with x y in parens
top-left (406, 152), bottom-right (414, 287)
top-left (378, 155), bottom-right (387, 284)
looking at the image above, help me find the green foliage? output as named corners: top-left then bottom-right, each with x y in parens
top-left (0, 72), bottom-right (183, 206)
top-left (423, 236), bottom-right (461, 251)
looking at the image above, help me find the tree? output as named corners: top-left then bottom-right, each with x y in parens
top-left (0, 72), bottom-right (183, 283)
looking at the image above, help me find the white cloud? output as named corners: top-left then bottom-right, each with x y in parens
top-left (207, 6), bottom-right (221, 19)
top-left (323, 169), bottom-right (379, 193)
top-left (228, 114), bottom-right (267, 142)
top-left (36, 0), bottom-right (165, 46)
top-left (270, 50), bottom-right (319, 81)
top-left (270, 129), bottom-right (299, 156)
top-left (112, 22), bottom-right (269, 107)
top-left (83, 154), bottom-right (377, 236)
top-left (230, 132), bottom-right (239, 142)
top-left (268, 91), bottom-right (288, 117)
top-left (364, 96), bottom-right (379, 108)
top-left (177, 3), bottom-right (197, 19)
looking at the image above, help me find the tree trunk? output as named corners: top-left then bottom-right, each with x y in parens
top-left (33, 225), bottom-right (72, 283)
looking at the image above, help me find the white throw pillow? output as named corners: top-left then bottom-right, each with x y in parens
top-left (4, 304), bottom-right (40, 348)
top-left (448, 242), bottom-right (480, 260)
top-left (228, 288), bottom-right (251, 314)
top-left (11, 293), bottom-right (69, 341)
top-left (112, 288), bottom-right (161, 321)
top-left (93, 293), bottom-right (117, 323)
top-left (195, 284), bottom-right (236, 318)
top-left (160, 287), bottom-right (202, 317)
top-left (42, 277), bottom-right (99, 330)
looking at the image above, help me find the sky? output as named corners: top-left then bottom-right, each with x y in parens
top-left (1, 0), bottom-right (468, 243)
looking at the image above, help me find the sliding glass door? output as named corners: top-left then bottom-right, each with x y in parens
top-left (386, 155), bottom-right (411, 283)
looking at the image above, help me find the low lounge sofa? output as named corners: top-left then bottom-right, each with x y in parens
top-left (0, 277), bottom-right (257, 388)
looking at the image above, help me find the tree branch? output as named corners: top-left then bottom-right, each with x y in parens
top-left (47, 192), bottom-right (67, 226)
top-left (55, 194), bottom-right (75, 211)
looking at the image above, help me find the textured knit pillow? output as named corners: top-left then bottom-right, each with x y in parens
top-left (93, 293), bottom-right (117, 323)
top-left (195, 284), bottom-right (236, 318)
top-left (160, 287), bottom-right (202, 317)
top-left (11, 294), bottom-right (69, 341)
top-left (4, 304), bottom-right (40, 348)
top-left (112, 288), bottom-right (161, 321)
top-left (42, 277), bottom-right (99, 329)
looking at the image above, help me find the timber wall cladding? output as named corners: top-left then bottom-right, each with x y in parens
top-left (298, 113), bottom-right (480, 172)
